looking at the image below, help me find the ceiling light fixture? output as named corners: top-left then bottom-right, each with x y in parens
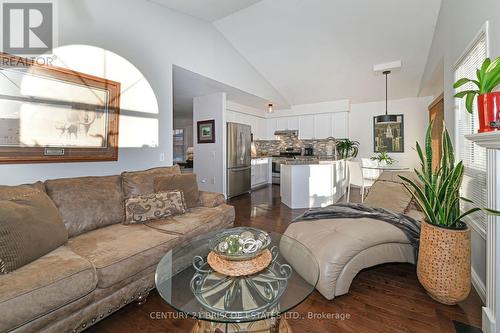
top-left (268, 103), bottom-right (274, 113)
top-left (375, 71), bottom-right (398, 124)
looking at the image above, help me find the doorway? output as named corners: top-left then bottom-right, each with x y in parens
top-left (428, 93), bottom-right (444, 170)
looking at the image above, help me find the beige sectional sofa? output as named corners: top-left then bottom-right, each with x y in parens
top-left (284, 171), bottom-right (423, 300)
top-left (0, 165), bottom-right (235, 333)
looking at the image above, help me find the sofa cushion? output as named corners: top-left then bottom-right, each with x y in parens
top-left (0, 181), bottom-right (45, 200)
top-left (145, 204), bottom-right (235, 238)
top-left (199, 191), bottom-right (226, 208)
top-left (0, 246), bottom-right (96, 332)
top-left (154, 173), bottom-right (200, 208)
top-left (121, 165), bottom-right (181, 198)
top-left (0, 187), bottom-right (67, 273)
top-left (68, 223), bottom-right (180, 288)
top-left (365, 180), bottom-right (413, 214)
top-left (124, 190), bottom-right (187, 224)
top-left (45, 175), bottom-right (124, 237)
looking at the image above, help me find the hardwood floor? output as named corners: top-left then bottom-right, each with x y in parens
top-left (87, 185), bottom-right (483, 333)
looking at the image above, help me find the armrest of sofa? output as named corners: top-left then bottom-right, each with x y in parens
top-left (198, 191), bottom-right (226, 208)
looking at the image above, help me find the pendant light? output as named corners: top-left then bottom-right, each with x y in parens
top-left (268, 103), bottom-right (274, 113)
top-left (375, 71), bottom-right (398, 124)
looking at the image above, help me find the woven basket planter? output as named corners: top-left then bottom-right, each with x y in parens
top-left (417, 221), bottom-right (471, 305)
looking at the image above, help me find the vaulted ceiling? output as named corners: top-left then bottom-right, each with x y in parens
top-left (155, 0), bottom-right (442, 106)
top-left (149, 0), bottom-right (262, 22)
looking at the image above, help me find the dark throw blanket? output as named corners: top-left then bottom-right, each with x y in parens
top-left (292, 202), bottom-right (421, 250)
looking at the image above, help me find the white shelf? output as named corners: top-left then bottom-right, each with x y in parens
top-left (465, 131), bottom-right (500, 149)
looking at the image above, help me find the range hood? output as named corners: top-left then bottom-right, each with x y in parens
top-left (274, 130), bottom-right (298, 137)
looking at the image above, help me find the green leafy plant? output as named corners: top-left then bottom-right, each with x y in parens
top-left (371, 150), bottom-right (396, 165)
top-left (336, 139), bottom-right (359, 159)
top-left (454, 56), bottom-right (500, 113)
top-left (399, 122), bottom-right (499, 229)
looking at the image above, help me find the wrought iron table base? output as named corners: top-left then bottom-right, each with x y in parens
top-left (190, 318), bottom-right (292, 333)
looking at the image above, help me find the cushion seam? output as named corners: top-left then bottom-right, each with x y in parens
top-left (7, 286), bottom-right (96, 332)
top-left (0, 265), bottom-right (96, 304)
top-left (82, 236), bottom-right (178, 270)
top-left (96, 262), bottom-right (158, 291)
top-left (335, 241), bottom-right (414, 287)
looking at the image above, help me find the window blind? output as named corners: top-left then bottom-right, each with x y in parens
top-left (454, 33), bottom-right (487, 231)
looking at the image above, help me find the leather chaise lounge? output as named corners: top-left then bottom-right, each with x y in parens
top-left (0, 165), bottom-right (235, 333)
top-left (283, 171), bottom-right (422, 300)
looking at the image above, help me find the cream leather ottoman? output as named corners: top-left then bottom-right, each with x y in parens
top-left (282, 217), bottom-right (415, 300)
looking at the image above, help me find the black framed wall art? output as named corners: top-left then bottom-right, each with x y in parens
top-left (373, 114), bottom-right (404, 153)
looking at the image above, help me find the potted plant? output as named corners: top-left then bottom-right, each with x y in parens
top-left (336, 139), bottom-right (359, 159)
top-left (370, 150), bottom-right (396, 166)
top-left (454, 56), bottom-right (500, 132)
top-left (399, 122), bottom-right (499, 304)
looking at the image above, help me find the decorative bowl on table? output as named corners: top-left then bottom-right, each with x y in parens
top-left (208, 227), bottom-right (271, 261)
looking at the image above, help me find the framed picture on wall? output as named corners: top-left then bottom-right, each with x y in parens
top-left (0, 53), bottom-right (120, 163)
top-left (197, 119), bottom-right (215, 144)
top-left (373, 114), bottom-right (404, 153)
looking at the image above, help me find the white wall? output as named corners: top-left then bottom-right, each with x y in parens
top-left (193, 93), bottom-right (226, 194)
top-left (0, 0), bottom-right (284, 185)
top-left (421, 0), bottom-right (500, 140)
top-left (350, 97), bottom-right (432, 168)
top-left (420, 0), bottom-right (500, 306)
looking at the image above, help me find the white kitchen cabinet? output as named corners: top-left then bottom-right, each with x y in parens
top-left (287, 117), bottom-right (299, 131)
top-left (266, 118), bottom-right (278, 140)
top-left (256, 117), bottom-right (267, 140)
top-left (298, 115), bottom-right (315, 139)
top-left (332, 112), bottom-right (349, 138)
top-left (226, 110), bottom-right (268, 140)
top-left (314, 113), bottom-right (332, 139)
top-left (276, 118), bottom-right (288, 130)
top-left (251, 158), bottom-right (270, 188)
top-left (226, 110), bottom-right (237, 123)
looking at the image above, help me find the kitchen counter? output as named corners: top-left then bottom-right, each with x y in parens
top-left (280, 160), bottom-right (347, 209)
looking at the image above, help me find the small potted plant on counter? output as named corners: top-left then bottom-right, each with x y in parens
top-left (336, 139), bottom-right (359, 160)
top-left (370, 149), bottom-right (396, 166)
top-left (399, 122), bottom-right (499, 305)
top-left (454, 56), bottom-right (500, 132)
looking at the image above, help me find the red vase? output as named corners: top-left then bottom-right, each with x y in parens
top-left (477, 92), bottom-right (500, 133)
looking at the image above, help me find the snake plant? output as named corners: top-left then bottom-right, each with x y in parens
top-left (336, 139), bottom-right (359, 159)
top-left (399, 122), bottom-right (499, 229)
top-left (454, 56), bottom-right (500, 113)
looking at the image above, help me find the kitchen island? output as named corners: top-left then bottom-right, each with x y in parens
top-left (280, 160), bottom-right (348, 209)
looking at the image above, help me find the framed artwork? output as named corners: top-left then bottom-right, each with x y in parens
top-left (0, 53), bottom-right (120, 163)
top-left (373, 114), bottom-right (404, 153)
top-left (197, 120), bottom-right (215, 144)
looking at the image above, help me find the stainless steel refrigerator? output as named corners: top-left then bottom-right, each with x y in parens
top-left (226, 122), bottom-right (251, 198)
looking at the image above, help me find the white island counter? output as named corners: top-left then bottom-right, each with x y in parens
top-left (280, 160), bottom-right (348, 209)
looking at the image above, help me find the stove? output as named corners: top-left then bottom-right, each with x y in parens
top-left (272, 148), bottom-right (302, 184)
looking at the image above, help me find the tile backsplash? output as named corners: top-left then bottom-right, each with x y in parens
top-left (254, 133), bottom-right (337, 156)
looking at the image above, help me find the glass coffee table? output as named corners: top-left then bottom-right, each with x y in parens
top-left (155, 230), bottom-right (320, 333)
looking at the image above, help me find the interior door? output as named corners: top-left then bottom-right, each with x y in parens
top-left (428, 93), bottom-right (444, 170)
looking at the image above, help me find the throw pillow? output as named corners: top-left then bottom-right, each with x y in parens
top-left (0, 188), bottom-right (68, 274)
top-left (154, 174), bottom-right (200, 208)
top-left (124, 190), bottom-right (187, 224)
top-left (121, 165), bottom-right (181, 198)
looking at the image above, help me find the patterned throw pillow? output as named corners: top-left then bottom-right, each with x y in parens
top-left (124, 190), bottom-right (186, 224)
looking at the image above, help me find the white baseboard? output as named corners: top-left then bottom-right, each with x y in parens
top-left (472, 267), bottom-right (486, 303)
top-left (482, 306), bottom-right (495, 333)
